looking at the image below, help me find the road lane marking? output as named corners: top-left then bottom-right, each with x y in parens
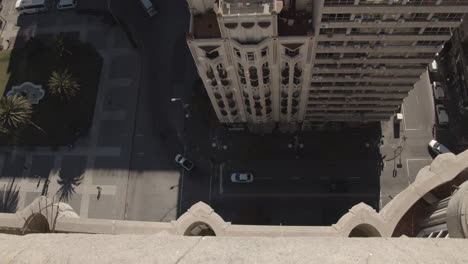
top-left (256, 177), bottom-right (273, 180)
top-left (221, 193), bottom-right (376, 198)
top-left (209, 163), bottom-right (213, 205)
top-left (219, 163), bottom-right (224, 194)
top-left (402, 105), bottom-right (421, 131)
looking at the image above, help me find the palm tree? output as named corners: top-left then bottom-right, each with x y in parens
top-left (0, 95), bottom-right (33, 135)
top-left (55, 35), bottom-right (72, 57)
top-left (48, 69), bottom-right (80, 102)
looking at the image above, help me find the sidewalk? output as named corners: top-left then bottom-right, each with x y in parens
top-left (0, 7), bottom-right (142, 220)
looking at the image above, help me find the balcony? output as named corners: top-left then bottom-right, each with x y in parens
top-left (278, 11), bottom-right (313, 36)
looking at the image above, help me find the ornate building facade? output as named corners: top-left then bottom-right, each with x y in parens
top-left (186, 0), bottom-right (468, 132)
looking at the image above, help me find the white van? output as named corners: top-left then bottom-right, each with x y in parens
top-left (139, 0), bottom-right (157, 17)
top-left (15, 0), bottom-right (48, 14)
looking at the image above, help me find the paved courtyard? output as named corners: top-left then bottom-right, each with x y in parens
top-left (0, 1), bottom-right (180, 221)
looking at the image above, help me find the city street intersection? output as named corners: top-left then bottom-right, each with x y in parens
top-left (0, 0), bottom-right (445, 226)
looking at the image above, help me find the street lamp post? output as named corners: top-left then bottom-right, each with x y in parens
top-left (288, 135), bottom-right (304, 158)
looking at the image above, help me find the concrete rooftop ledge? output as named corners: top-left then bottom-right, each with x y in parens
top-left (0, 234), bottom-right (468, 264)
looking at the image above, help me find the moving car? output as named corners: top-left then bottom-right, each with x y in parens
top-left (15, 0), bottom-right (48, 14)
top-left (174, 154), bottom-right (194, 171)
top-left (432, 82), bottom-right (445, 100)
top-left (57, 0), bottom-right (77, 10)
top-left (428, 139), bottom-right (451, 155)
top-left (435, 104), bottom-right (449, 126)
top-left (230, 173), bottom-right (254, 183)
top-left (139, 0), bottom-right (157, 17)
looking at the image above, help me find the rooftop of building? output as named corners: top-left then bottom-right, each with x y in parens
top-left (192, 12), bottom-right (221, 39)
top-left (278, 10), bottom-right (313, 37)
top-left (219, 0), bottom-right (276, 16)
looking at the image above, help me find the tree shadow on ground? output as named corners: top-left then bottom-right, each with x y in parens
top-left (56, 167), bottom-right (84, 203)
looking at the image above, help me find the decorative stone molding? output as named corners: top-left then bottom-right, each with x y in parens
top-left (172, 202), bottom-right (230, 236)
top-left (447, 181), bottom-right (468, 238)
top-left (16, 196), bottom-right (79, 233)
top-left (381, 151), bottom-right (468, 235)
top-left (334, 203), bottom-right (388, 237)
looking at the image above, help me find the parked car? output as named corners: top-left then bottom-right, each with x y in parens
top-left (435, 104), bottom-right (449, 126)
top-left (15, 0), bottom-right (48, 14)
top-left (57, 0), bottom-right (77, 10)
top-left (139, 0), bottom-right (157, 16)
top-left (432, 82), bottom-right (445, 100)
top-left (429, 60), bottom-right (438, 73)
top-left (230, 173), bottom-right (254, 183)
top-left (428, 139), bottom-right (451, 155)
top-left (174, 154), bottom-right (194, 171)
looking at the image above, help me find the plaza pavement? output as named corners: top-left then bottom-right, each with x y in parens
top-left (0, 2), bottom-right (177, 221)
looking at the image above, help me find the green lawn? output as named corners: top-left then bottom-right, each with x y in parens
top-left (0, 50), bottom-right (12, 100)
top-left (0, 37), bottom-right (103, 146)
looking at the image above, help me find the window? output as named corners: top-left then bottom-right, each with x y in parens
top-left (206, 50), bottom-right (219, 60)
top-left (258, 21), bottom-right (271, 28)
top-left (247, 52), bottom-right (255, 61)
top-left (423, 27), bottom-right (450, 35)
top-left (261, 47), bottom-right (268, 57)
top-left (224, 23), bottom-right (238, 29)
top-left (234, 48), bottom-right (241, 58)
top-left (285, 48), bottom-right (299, 57)
top-left (241, 22), bottom-right (255, 29)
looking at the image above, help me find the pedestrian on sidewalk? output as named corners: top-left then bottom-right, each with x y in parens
top-left (96, 186), bottom-right (102, 200)
top-left (35, 175), bottom-right (41, 189)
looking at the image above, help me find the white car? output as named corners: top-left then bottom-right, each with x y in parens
top-left (435, 104), bottom-right (449, 126)
top-left (231, 173), bottom-right (254, 183)
top-left (432, 82), bottom-right (445, 100)
top-left (429, 60), bottom-right (438, 73)
top-left (174, 154), bottom-right (194, 171)
top-left (428, 139), bottom-right (451, 155)
top-left (57, 0), bottom-right (77, 10)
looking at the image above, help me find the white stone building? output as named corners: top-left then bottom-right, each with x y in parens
top-left (186, 0), bottom-right (468, 132)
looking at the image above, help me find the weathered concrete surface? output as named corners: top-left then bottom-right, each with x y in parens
top-left (0, 234), bottom-right (467, 264)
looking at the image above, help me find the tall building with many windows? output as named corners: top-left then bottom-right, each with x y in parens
top-left (186, 0), bottom-right (468, 132)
